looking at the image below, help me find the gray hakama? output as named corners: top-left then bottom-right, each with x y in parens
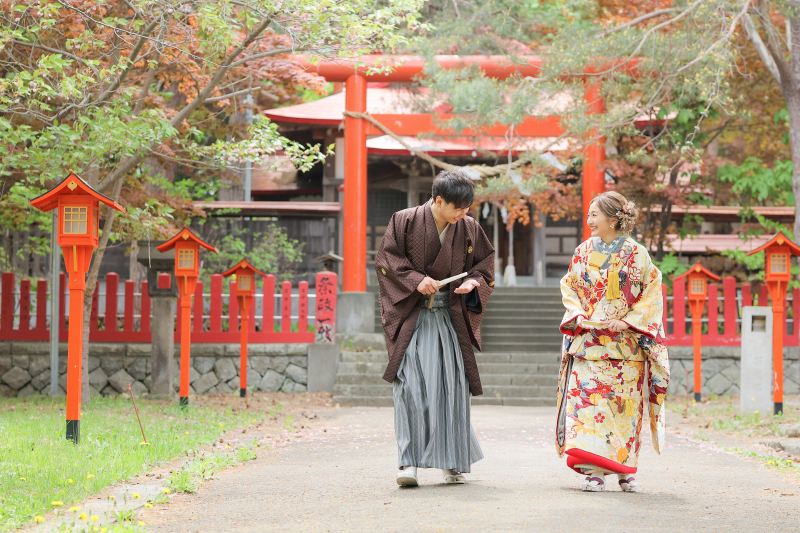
top-left (393, 291), bottom-right (484, 472)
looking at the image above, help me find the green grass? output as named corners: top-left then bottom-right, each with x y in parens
top-left (0, 395), bottom-right (265, 532)
top-left (669, 396), bottom-right (798, 438)
top-left (726, 447), bottom-right (800, 475)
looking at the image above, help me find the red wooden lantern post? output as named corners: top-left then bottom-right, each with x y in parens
top-left (156, 229), bottom-right (217, 407)
top-left (747, 231), bottom-right (800, 414)
top-left (29, 172), bottom-right (125, 442)
top-left (674, 263), bottom-right (720, 402)
top-left (221, 259), bottom-right (266, 397)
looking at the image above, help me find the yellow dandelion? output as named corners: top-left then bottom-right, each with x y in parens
top-left (755, 410), bottom-right (760, 414)
top-left (219, 423), bottom-right (224, 428)
top-left (51, 501), bottom-right (64, 507)
top-left (145, 503), bottom-right (153, 508)
top-left (78, 512), bottom-right (87, 521)
top-left (90, 515), bottom-right (99, 522)
top-left (93, 528), bottom-right (99, 532)
top-left (34, 516), bottom-right (44, 523)
top-left (101, 528), bottom-right (108, 533)
top-left (69, 506), bottom-right (81, 512)
top-left (752, 397), bottom-right (755, 401)
top-left (19, 477), bottom-right (26, 481)
top-left (225, 445), bottom-right (230, 449)
top-left (86, 474), bottom-right (94, 479)
top-left (139, 442), bottom-right (151, 446)
top-left (185, 431), bottom-right (189, 435)
top-left (138, 521), bottom-right (145, 526)
top-left (161, 488), bottom-right (171, 494)
top-left (131, 492), bottom-right (141, 499)
top-left (107, 495), bottom-right (116, 500)
top-left (67, 479), bottom-right (73, 484)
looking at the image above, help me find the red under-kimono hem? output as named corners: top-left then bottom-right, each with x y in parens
top-left (565, 449), bottom-right (638, 474)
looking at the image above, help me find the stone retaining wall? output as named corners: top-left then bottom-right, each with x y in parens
top-left (0, 342), bottom-right (309, 398)
top-left (666, 346), bottom-right (800, 397)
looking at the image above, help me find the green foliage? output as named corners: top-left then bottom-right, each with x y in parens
top-left (718, 158), bottom-right (794, 206)
top-left (652, 253), bottom-right (689, 290)
top-left (199, 222), bottom-right (305, 284)
top-left (0, 395), bottom-right (264, 532)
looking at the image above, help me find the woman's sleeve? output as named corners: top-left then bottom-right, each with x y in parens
top-left (560, 251), bottom-right (587, 335)
top-left (621, 248), bottom-right (664, 339)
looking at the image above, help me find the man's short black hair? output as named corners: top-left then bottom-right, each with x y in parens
top-left (431, 170), bottom-right (475, 209)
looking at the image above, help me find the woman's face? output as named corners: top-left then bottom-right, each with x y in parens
top-left (587, 202), bottom-right (618, 241)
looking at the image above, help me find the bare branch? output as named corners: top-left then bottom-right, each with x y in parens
top-left (228, 47), bottom-right (298, 68)
top-left (205, 86), bottom-right (277, 103)
top-left (10, 39), bottom-right (101, 78)
top-left (673, 0), bottom-right (752, 76)
top-left (743, 13), bottom-right (782, 85)
top-left (97, 16), bottom-right (276, 193)
top-left (595, 8), bottom-right (680, 39)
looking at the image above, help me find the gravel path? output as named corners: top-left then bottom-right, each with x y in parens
top-left (145, 406), bottom-right (800, 532)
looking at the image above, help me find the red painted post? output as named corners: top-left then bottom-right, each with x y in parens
top-left (792, 288), bottom-right (800, 345)
top-left (708, 283), bottom-right (718, 339)
top-left (298, 281), bottom-right (309, 334)
top-left (193, 281), bottom-right (204, 334)
top-left (124, 280), bottom-right (134, 333)
top-left (19, 279), bottom-right (30, 331)
top-left (582, 80), bottom-right (606, 241)
top-left (723, 277), bottom-right (737, 337)
top-left (228, 281), bottom-right (239, 332)
top-left (742, 284), bottom-right (751, 307)
top-left (1, 272), bottom-right (13, 336)
top-left (140, 280), bottom-right (150, 334)
top-left (106, 273), bottom-right (118, 332)
top-left (343, 73), bottom-right (368, 292)
top-left (36, 279), bottom-right (47, 333)
top-left (210, 274), bottom-right (222, 333)
top-left (264, 275), bottom-right (275, 333)
top-left (673, 278), bottom-right (686, 337)
top-left (281, 281), bottom-right (291, 332)
top-left (59, 272), bottom-right (66, 338)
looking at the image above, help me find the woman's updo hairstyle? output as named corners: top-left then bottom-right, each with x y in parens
top-left (592, 191), bottom-right (640, 235)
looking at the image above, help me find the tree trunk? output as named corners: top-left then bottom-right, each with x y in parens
top-left (786, 95), bottom-right (800, 240)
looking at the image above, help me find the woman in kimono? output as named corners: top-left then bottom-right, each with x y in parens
top-left (555, 191), bottom-right (669, 493)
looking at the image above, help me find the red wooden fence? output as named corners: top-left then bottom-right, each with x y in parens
top-left (0, 272), bottom-right (330, 344)
top-left (662, 277), bottom-right (800, 346)
top-left (2, 271), bottom-right (796, 347)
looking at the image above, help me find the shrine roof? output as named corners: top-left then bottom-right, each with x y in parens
top-left (194, 201), bottom-right (340, 218)
top-left (661, 234), bottom-right (771, 254)
top-left (673, 262), bottom-right (721, 281)
top-left (746, 231), bottom-right (800, 257)
top-left (156, 228), bottom-right (218, 253)
top-left (221, 258), bottom-right (268, 278)
top-left (265, 88), bottom-right (419, 125)
top-left (365, 135), bottom-right (569, 155)
top-left (30, 172), bottom-right (125, 213)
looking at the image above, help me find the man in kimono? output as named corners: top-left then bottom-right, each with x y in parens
top-left (375, 170), bottom-right (495, 487)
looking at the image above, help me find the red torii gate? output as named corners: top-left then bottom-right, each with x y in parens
top-left (297, 55), bottom-right (606, 293)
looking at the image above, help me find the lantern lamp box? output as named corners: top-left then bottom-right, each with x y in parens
top-left (746, 231), bottom-right (800, 282)
top-left (222, 258), bottom-right (268, 296)
top-left (156, 228), bottom-right (218, 278)
top-left (673, 262), bottom-right (721, 300)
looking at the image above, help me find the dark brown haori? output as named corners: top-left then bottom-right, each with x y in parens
top-left (375, 201), bottom-right (495, 396)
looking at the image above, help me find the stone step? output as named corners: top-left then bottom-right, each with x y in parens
top-left (480, 342), bottom-right (562, 353)
top-left (340, 351), bottom-right (560, 364)
top-left (472, 397), bottom-right (554, 407)
top-left (335, 373), bottom-right (557, 387)
top-left (489, 295), bottom-right (563, 303)
top-left (482, 316), bottom-right (561, 324)
top-left (332, 395), bottom-right (555, 408)
top-left (333, 383), bottom-right (558, 398)
top-left (333, 395), bottom-right (394, 407)
top-left (337, 360), bottom-right (561, 375)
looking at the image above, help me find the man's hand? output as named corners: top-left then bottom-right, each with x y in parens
top-left (454, 279), bottom-right (480, 294)
top-left (417, 276), bottom-right (438, 295)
